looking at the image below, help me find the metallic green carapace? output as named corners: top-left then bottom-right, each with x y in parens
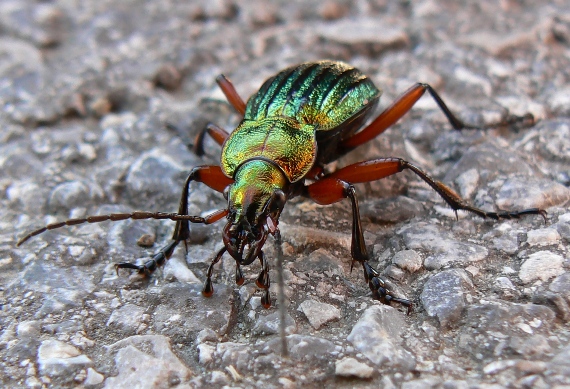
top-left (221, 60), bottom-right (382, 183)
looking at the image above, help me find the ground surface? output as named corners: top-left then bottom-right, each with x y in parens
top-left (1, 0), bottom-right (570, 388)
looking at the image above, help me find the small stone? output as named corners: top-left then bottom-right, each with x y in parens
top-left (84, 368), bottom-right (104, 386)
top-left (420, 269), bottom-right (473, 328)
top-left (454, 168), bottom-right (479, 199)
top-left (298, 299), bottom-right (341, 329)
top-left (399, 223), bottom-right (488, 270)
top-left (136, 233), bottom-right (155, 247)
top-left (283, 335), bottom-right (336, 361)
top-left (495, 277), bottom-right (516, 290)
top-left (549, 273), bottom-right (570, 298)
top-left (483, 359), bottom-right (517, 374)
top-left (48, 181), bottom-right (93, 211)
top-left (335, 357), bottom-right (374, 378)
top-left (554, 213), bottom-right (570, 242)
top-left (519, 251), bottom-right (565, 284)
top-left (319, 2), bottom-right (349, 20)
top-left (526, 228), bottom-right (561, 246)
top-left (106, 303), bottom-right (146, 334)
top-left (360, 196), bottom-right (426, 224)
top-left (154, 63), bottom-right (182, 91)
top-left (253, 311), bottom-right (296, 335)
top-left (105, 335), bottom-right (192, 388)
top-left (17, 320), bottom-right (41, 338)
top-left (347, 305), bottom-right (415, 369)
top-left (38, 340), bottom-right (93, 377)
top-left (392, 250), bottom-right (422, 273)
top-left (314, 17), bottom-right (409, 55)
top-left (495, 177), bottom-right (570, 210)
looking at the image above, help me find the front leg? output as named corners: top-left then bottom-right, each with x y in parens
top-left (116, 165), bottom-right (233, 276)
top-left (305, 177), bottom-right (412, 313)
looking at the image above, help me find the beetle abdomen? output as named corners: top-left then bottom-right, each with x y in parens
top-left (245, 60), bottom-right (381, 131)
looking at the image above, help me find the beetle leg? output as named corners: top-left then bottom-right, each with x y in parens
top-left (115, 165), bottom-right (233, 276)
top-left (193, 123), bottom-right (230, 156)
top-left (306, 178), bottom-right (412, 312)
top-left (340, 83), bottom-right (534, 151)
top-left (255, 251), bottom-right (271, 308)
top-left (202, 247), bottom-right (227, 297)
top-left (216, 74), bottom-right (246, 115)
top-left (326, 157), bottom-right (547, 222)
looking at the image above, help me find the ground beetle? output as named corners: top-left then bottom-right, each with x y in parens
top-left (18, 60), bottom-right (547, 314)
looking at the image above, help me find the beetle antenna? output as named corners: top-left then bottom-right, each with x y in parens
top-left (274, 229), bottom-right (289, 357)
top-left (16, 209), bottom-right (228, 246)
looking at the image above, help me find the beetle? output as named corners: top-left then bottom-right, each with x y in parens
top-left (18, 60), bottom-right (547, 313)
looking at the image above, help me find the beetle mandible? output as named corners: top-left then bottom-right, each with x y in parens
top-left (18, 60), bottom-right (547, 312)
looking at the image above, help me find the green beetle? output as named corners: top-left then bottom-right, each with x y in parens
top-left (18, 60), bottom-right (546, 312)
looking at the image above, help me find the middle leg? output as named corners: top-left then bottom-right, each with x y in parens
top-left (305, 177), bottom-right (412, 312)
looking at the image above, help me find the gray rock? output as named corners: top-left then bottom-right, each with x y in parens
top-left (298, 299), bottom-right (341, 329)
top-left (280, 335), bottom-right (336, 362)
top-left (459, 302), bottom-right (556, 359)
top-left (252, 311), bottom-right (296, 335)
top-left (399, 223), bottom-right (488, 270)
top-left (48, 180), bottom-right (101, 211)
top-left (420, 269), bottom-right (473, 328)
top-left (125, 150), bottom-right (188, 209)
top-left (360, 196), bottom-right (427, 224)
top-left (549, 272), bottom-right (570, 298)
top-left (519, 251), bottom-right (565, 284)
top-left (106, 303), bottom-right (146, 334)
top-left (392, 249), bottom-right (422, 273)
top-left (151, 283), bottom-right (233, 340)
top-left (347, 305), bottom-right (415, 370)
top-left (495, 177), bottom-right (570, 210)
top-left (526, 228), bottom-right (561, 246)
top-left (84, 368), bottom-right (105, 386)
top-left (38, 339), bottom-right (93, 377)
top-left (105, 335), bottom-right (192, 389)
top-left (554, 213), bottom-right (570, 242)
top-left (313, 17), bottom-right (409, 55)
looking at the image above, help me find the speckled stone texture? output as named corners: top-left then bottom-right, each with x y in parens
top-left (1, 0), bottom-right (570, 388)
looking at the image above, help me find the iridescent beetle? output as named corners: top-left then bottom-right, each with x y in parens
top-left (18, 60), bottom-right (547, 312)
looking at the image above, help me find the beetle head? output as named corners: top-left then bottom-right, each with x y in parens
top-left (223, 160), bottom-right (287, 265)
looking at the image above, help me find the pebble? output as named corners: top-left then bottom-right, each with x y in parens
top-left (84, 368), bottom-right (105, 386)
top-left (392, 250), bottom-right (423, 273)
top-left (526, 228), bottom-right (561, 246)
top-left (519, 251), bottom-right (565, 284)
top-left (252, 311), bottom-right (296, 335)
top-left (495, 177), bottom-right (570, 210)
top-left (105, 335), bottom-right (192, 388)
top-left (335, 357), bottom-right (374, 378)
top-left (347, 305), bottom-right (415, 369)
top-left (420, 269), bottom-right (472, 328)
top-left (38, 339), bottom-right (93, 377)
top-left (106, 303), bottom-right (146, 334)
top-left (399, 223), bottom-right (488, 270)
top-left (554, 213), bottom-right (570, 242)
top-left (298, 299), bottom-right (341, 330)
top-left (283, 335), bottom-right (336, 362)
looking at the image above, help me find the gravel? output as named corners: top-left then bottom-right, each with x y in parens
top-left (1, 0), bottom-right (569, 387)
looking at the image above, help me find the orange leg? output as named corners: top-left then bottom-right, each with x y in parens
top-left (340, 83), bottom-right (534, 151)
top-left (193, 123), bottom-right (230, 156)
top-left (216, 74), bottom-right (247, 115)
top-left (306, 177), bottom-right (412, 312)
top-left (325, 157), bottom-right (547, 222)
